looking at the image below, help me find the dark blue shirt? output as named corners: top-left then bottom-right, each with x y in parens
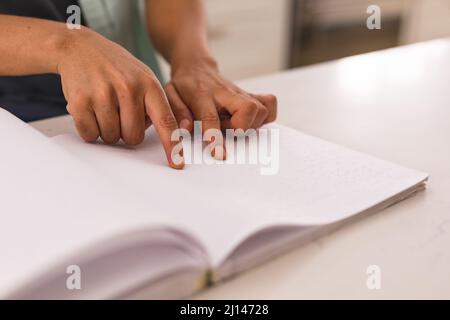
top-left (0, 0), bottom-right (83, 122)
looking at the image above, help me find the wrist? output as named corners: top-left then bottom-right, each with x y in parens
top-left (170, 52), bottom-right (218, 75)
top-left (52, 26), bottom-right (93, 74)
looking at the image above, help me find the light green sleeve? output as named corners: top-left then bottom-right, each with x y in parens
top-left (78, 0), bottom-right (165, 83)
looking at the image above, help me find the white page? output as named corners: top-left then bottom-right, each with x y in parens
top-left (0, 109), bottom-right (195, 297)
top-left (52, 123), bottom-right (428, 265)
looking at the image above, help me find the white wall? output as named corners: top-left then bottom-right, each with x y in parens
top-left (400, 0), bottom-right (450, 44)
top-left (158, 0), bottom-right (291, 81)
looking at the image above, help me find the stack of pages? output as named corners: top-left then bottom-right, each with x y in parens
top-left (0, 109), bottom-right (427, 299)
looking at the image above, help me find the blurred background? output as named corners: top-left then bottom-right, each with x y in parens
top-left (162, 0), bottom-right (450, 81)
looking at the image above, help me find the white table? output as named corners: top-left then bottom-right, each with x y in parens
top-left (31, 38), bottom-right (450, 299)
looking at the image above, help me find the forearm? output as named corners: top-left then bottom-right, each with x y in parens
top-left (0, 15), bottom-right (72, 75)
top-left (145, 0), bottom-right (216, 72)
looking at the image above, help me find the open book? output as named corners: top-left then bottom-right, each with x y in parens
top-left (0, 108), bottom-right (427, 299)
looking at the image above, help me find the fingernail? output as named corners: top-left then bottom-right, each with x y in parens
top-left (180, 119), bottom-right (190, 130)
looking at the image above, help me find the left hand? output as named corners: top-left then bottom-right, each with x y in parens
top-left (164, 58), bottom-right (277, 135)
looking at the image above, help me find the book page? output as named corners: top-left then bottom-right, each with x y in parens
top-left (51, 122), bottom-right (428, 266)
top-left (0, 109), bottom-right (201, 297)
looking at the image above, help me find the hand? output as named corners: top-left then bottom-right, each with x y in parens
top-left (57, 28), bottom-right (183, 169)
top-left (164, 57), bottom-right (277, 137)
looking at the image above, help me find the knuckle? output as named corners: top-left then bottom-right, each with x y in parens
top-left (196, 85), bottom-right (210, 96)
top-left (172, 107), bottom-right (191, 121)
top-left (158, 114), bottom-right (178, 130)
top-left (259, 106), bottom-right (270, 118)
top-left (241, 100), bottom-right (258, 114)
top-left (143, 76), bottom-right (160, 91)
top-left (175, 79), bottom-right (193, 92)
top-left (74, 118), bottom-right (89, 132)
top-left (96, 87), bottom-right (115, 107)
top-left (123, 132), bottom-right (145, 146)
top-left (266, 94), bottom-right (278, 106)
top-left (98, 83), bottom-right (114, 98)
top-left (69, 108), bottom-right (88, 122)
top-left (116, 78), bottom-right (138, 96)
top-left (81, 131), bottom-right (99, 143)
top-left (164, 89), bottom-right (179, 107)
top-left (94, 104), bottom-right (117, 117)
top-left (201, 111), bottom-right (220, 123)
top-left (163, 82), bottom-right (173, 93)
top-left (74, 119), bottom-right (98, 142)
top-left (68, 95), bottom-right (90, 113)
top-left (101, 134), bottom-right (120, 145)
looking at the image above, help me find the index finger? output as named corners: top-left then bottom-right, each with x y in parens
top-left (144, 83), bottom-right (184, 169)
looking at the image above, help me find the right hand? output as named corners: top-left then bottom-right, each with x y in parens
top-left (57, 27), bottom-right (183, 169)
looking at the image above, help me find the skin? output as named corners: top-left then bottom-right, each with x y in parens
top-left (0, 0), bottom-right (277, 169)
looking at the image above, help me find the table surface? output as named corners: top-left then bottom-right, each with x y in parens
top-left (31, 38), bottom-right (450, 299)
